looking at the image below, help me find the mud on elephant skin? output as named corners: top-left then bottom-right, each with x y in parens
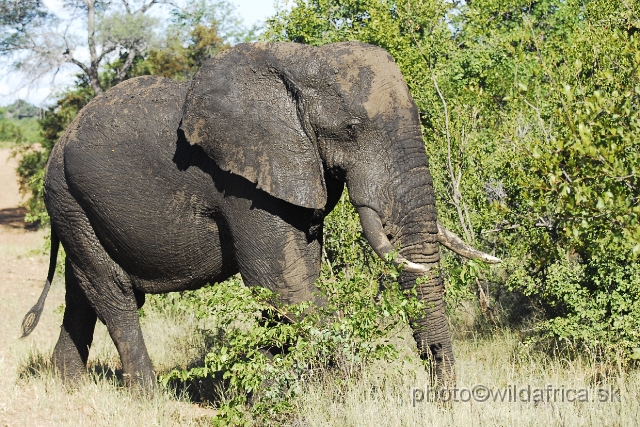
top-left (21, 41), bottom-right (499, 389)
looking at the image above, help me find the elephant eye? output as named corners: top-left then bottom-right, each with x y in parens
top-left (346, 119), bottom-right (362, 139)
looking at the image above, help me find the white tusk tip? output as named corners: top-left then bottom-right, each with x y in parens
top-left (398, 259), bottom-right (432, 275)
top-left (483, 255), bottom-right (502, 264)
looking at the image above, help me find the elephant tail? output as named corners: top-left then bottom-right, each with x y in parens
top-left (21, 231), bottom-right (60, 338)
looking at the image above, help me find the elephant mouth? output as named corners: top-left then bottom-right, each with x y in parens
top-left (356, 206), bottom-right (501, 273)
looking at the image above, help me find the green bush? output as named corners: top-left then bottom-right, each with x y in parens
top-left (5, 99), bottom-right (40, 118)
top-left (265, 0), bottom-right (640, 362)
top-left (0, 120), bottom-right (23, 143)
top-left (501, 15), bottom-right (640, 360)
top-left (508, 255), bottom-right (640, 358)
top-left (0, 100), bottom-right (42, 146)
top-left (158, 194), bottom-right (425, 425)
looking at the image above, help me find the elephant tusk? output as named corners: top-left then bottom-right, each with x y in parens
top-left (357, 207), bottom-right (432, 275)
top-left (437, 221), bottom-right (502, 264)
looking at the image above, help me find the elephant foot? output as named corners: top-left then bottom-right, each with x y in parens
top-left (106, 319), bottom-right (157, 394)
top-left (433, 360), bottom-right (456, 388)
top-left (52, 327), bottom-right (90, 385)
top-left (420, 350), bottom-right (456, 388)
top-left (51, 259), bottom-right (98, 386)
top-left (121, 371), bottom-right (157, 395)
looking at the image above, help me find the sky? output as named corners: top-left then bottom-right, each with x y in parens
top-left (0, 0), bottom-right (278, 107)
top-left (234, 0), bottom-right (277, 28)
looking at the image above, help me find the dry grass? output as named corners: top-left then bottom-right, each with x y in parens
top-left (0, 290), bottom-right (220, 426)
top-left (292, 330), bottom-right (638, 427)
top-left (4, 304), bottom-right (638, 426)
top-left (0, 223), bottom-right (637, 426)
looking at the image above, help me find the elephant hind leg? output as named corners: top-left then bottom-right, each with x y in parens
top-left (46, 156), bottom-right (155, 390)
top-left (51, 218), bottom-right (155, 390)
top-left (52, 258), bottom-right (98, 382)
top-left (68, 260), bottom-right (155, 391)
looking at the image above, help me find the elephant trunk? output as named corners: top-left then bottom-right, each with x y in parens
top-left (348, 124), bottom-right (453, 383)
top-left (349, 108), bottom-right (499, 384)
top-left (358, 204), bottom-right (454, 384)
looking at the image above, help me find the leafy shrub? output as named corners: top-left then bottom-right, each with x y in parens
top-left (498, 7), bottom-right (640, 361)
top-left (5, 99), bottom-right (40, 118)
top-left (158, 194), bottom-right (425, 425)
top-left (0, 120), bottom-right (23, 143)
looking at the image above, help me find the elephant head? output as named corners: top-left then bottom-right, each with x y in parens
top-left (181, 41), bottom-right (499, 383)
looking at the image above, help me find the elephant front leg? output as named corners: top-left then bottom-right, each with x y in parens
top-left (227, 201), bottom-right (323, 308)
top-left (228, 203), bottom-right (323, 388)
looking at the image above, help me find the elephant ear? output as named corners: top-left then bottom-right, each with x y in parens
top-left (180, 44), bottom-right (327, 210)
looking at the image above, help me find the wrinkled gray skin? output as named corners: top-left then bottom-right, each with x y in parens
top-left (23, 41), bottom-right (499, 390)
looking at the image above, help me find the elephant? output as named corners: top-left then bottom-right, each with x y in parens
top-left (21, 41), bottom-right (500, 389)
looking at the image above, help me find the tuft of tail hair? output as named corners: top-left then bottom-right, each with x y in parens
top-left (21, 232), bottom-right (60, 338)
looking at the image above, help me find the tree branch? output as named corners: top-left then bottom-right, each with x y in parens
top-left (115, 48), bottom-right (137, 83)
top-left (84, 0), bottom-right (97, 63)
top-left (433, 71), bottom-right (473, 242)
top-left (80, 0), bottom-right (103, 93)
top-left (406, 3), bottom-right (474, 243)
top-left (97, 45), bottom-right (117, 64)
top-left (66, 56), bottom-right (90, 76)
top-left (137, 0), bottom-right (157, 14)
top-left (480, 220), bottom-right (555, 234)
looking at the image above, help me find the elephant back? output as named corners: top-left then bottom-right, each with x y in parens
top-left (53, 76), bottom-right (191, 233)
top-left (59, 76), bottom-right (189, 155)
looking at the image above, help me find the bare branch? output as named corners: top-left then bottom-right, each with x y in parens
top-left (115, 48), bottom-right (137, 83)
top-left (433, 71), bottom-right (473, 242)
top-left (0, 0), bottom-right (168, 99)
top-left (480, 224), bottom-right (522, 234)
top-left (137, 0), bottom-right (157, 14)
top-left (406, 5), bottom-right (474, 243)
top-left (523, 98), bottom-right (552, 143)
top-left (86, 0), bottom-right (97, 64)
top-left (97, 45), bottom-right (117, 64)
top-left (67, 56), bottom-right (91, 76)
top-left (480, 219), bottom-right (555, 234)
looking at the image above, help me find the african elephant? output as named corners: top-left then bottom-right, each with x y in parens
top-left (22, 41), bottom-right (499, 389)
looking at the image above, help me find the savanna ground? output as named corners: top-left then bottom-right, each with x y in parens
top-left (0, 146), bottom-right (638, 426)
